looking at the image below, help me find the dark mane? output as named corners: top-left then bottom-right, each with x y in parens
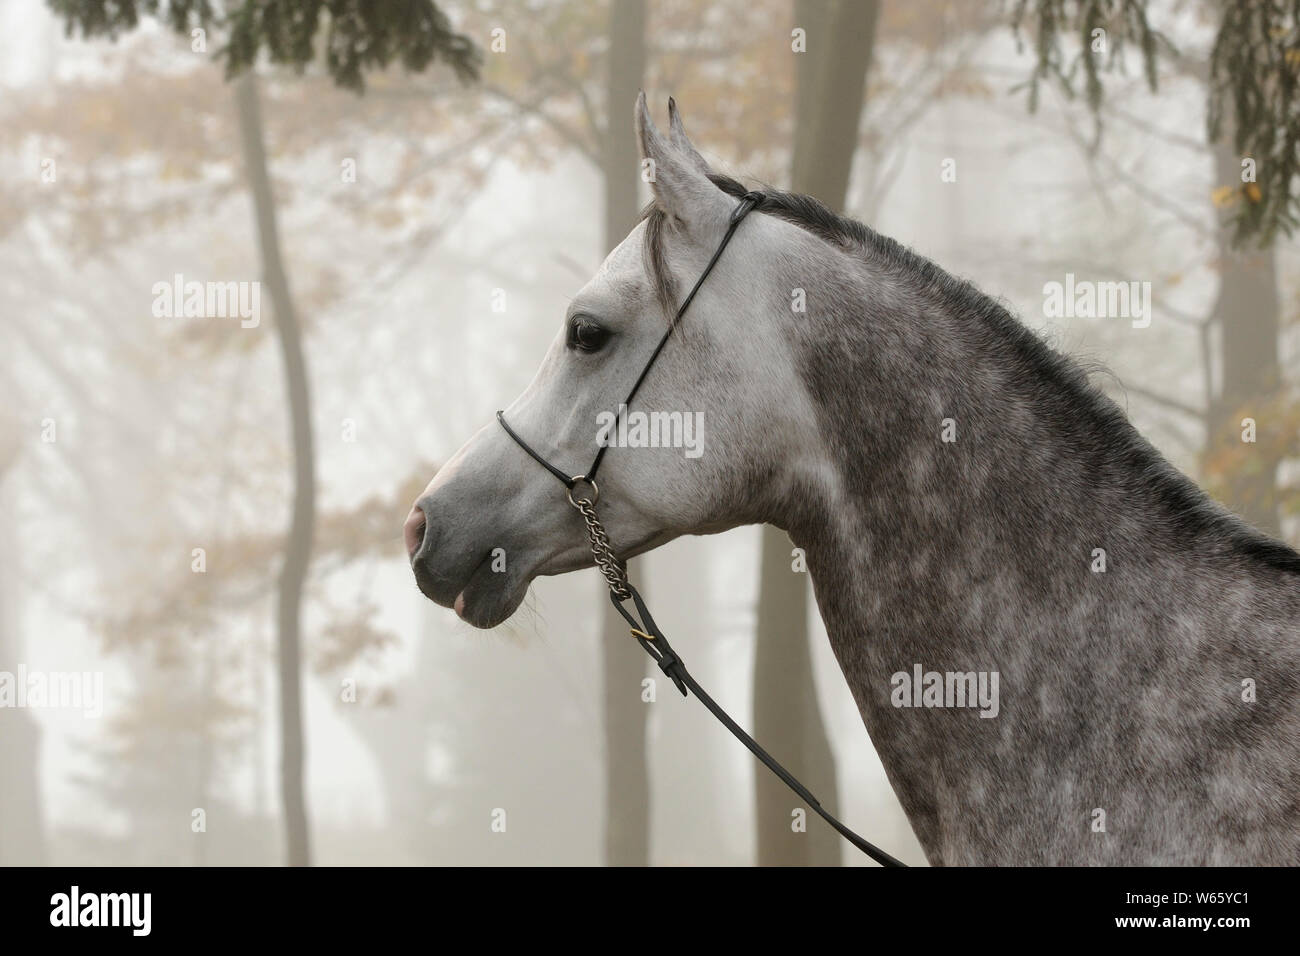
top-left (641, 173), bottom-right (1300, 575)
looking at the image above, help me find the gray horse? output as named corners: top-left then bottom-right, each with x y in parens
top-left (405, 95), bottom-right (1300, 865)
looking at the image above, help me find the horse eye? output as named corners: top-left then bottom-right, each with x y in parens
top-left (568, 319), bottom-right (612, 353)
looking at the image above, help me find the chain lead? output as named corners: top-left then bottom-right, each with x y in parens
top-left (567, 492), bottom-right (631, 600)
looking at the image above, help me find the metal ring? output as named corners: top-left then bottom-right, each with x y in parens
top-left (566, 475), bottom-right (598, 508)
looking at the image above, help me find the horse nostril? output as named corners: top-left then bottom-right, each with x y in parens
top-left (404, 504), bottom-right (427, 561)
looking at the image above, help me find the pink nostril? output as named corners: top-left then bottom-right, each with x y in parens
top-left (404, 505), bottom-right (427, 560)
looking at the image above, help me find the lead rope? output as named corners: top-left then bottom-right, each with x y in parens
top-left (497, 192), bottom-right (905, 868)
top-left (570, 482), bottom-right (904, 869)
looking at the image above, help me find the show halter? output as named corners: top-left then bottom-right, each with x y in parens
top-left (496, 192), bottom-right (904, 867)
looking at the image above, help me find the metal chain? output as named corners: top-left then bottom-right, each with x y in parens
top-left (568, 494), bottom-right (631, 600)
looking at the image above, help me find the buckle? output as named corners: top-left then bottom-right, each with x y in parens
top-left (731, 191), bottom-right (764, 224)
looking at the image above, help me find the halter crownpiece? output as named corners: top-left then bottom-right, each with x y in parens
top-left (496, 190), bottom-right (766, 490)
top-left (493, 192), bottom-right (904, 867)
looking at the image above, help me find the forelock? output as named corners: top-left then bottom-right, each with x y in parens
top-left (639, 203), bottom-right (679, 321)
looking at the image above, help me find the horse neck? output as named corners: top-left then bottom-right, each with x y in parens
top-left (775, 256), bottom-right (1299, 861)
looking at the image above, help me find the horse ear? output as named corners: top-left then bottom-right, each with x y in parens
top-left (636, 92), bottom-right (730, 234)
top-left (667, 97), bottom-right (713, 176)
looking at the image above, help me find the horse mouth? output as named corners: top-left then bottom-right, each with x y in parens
top-left (411, 526), bottom-right (676, 630)
top-left (414, 550), bottom-right (526, 629)
top-left (450, 552), bottom-right (502, 625)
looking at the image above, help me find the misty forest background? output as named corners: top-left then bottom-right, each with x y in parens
top-left (1, 0), bottom-right (1297, 866)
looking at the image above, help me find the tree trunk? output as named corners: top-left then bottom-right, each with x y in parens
top-left (599, 0), bottom-right (651, 867)
top-left (753, 0), bottom-right (880, 867)
top-left (0, 448), bottom-right (48, 866)
top-left (790, 0), bottom-right (879, 205)
top-left (1207, 143), bottom-right (1281, 537)
top-left (0, 7), bottom-right (54, 871)
top-left (234, 73), bottom-right (314, 867)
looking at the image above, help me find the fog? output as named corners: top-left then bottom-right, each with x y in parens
top-left (1, 0), bottom-right (1295, 867)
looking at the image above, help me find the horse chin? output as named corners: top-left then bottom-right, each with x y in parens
top-left (450, 529), bottom-right (681, 629)
top-left (454, 589), bottom-right (525, 629)
top-left (411, 544), bottom-right (531, 629)
top-left (451, 566), bottom-right (529, 629)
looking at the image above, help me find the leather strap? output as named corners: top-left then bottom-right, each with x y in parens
top-left (610, 584), bottom-right (905, 868)
top-left (496, 409), bottom-right (575, 488)
top-left (498, 191), bottom-right (766, 488)
top-left (585, 190), bottom-right (765, 483)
